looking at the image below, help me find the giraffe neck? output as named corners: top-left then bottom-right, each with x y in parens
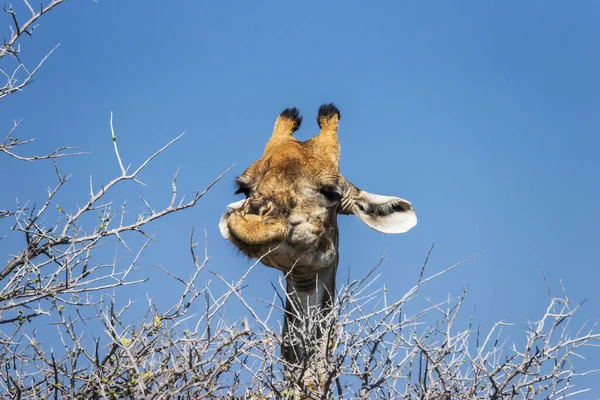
top-left (281, 227), bottom-right (340, 387)
top-left (284, 259), bottom-right (338, 325)
top-left (281, 222), bottom-right (339, 393)
top-left (281, 260), bottom-right (337, 387)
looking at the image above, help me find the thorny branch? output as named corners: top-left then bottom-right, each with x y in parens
top-left (1, 0), bottom-right (66, 99)
top-left (2, 226), bottom-right (598, 399)
top-left (0, 114), bottom-right (244, 399)
top-left (1, 119), bottom-right (87, 161)
top-left (1, 115), bottom-right (230, 318)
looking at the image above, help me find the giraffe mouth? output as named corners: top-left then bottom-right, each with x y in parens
top-left (226, 212), bottom-right (289, 247)
top-left (220, 204), bottom-right (336, 270)
top-left (222, 212), bottom-right (325, 262)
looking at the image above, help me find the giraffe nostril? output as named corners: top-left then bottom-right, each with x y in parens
top-left (260, 203), bottom-right (273, 217)
top-left (246, 201), bottom-right (274, 217)
top-left (247, 201), bottom-right (262, 216)
top-left (289, 215), bottom-right (305, 226)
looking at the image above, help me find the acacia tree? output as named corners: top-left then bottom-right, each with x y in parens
top-left (1, 2), bottom-right (598, 399)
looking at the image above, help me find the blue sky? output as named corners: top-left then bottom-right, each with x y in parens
top-left (2, 1), bottom-right (599, 394)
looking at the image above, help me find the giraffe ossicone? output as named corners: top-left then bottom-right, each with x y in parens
top-left (219, 103), bottom-right (417, 381)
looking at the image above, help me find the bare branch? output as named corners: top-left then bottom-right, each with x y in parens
top-left (0, 0), bottom-right (66, 99)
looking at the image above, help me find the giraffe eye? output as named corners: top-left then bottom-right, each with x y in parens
top-left (320, 187), bottom-right (342, 202)
top-left (234, 184), bottom-right (251, 197)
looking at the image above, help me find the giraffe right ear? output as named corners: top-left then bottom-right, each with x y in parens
top-left (341, 184), bottom-right (417, 234)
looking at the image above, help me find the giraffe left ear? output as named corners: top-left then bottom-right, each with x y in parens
top-left (342, 186), bottom-right (417, 234)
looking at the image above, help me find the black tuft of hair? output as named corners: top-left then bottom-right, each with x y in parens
top-left (279, 107), bottom-right (302, 132)
top-left (317, 103), bottom-right (341, 128)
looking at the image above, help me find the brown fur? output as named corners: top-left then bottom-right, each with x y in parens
top-left (225, 110), bottom-right (343, 273)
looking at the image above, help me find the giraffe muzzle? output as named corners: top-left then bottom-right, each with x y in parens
top-left (226, 208), bottom-right (288, 246)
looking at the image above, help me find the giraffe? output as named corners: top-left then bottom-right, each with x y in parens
top-left (219, 103), bottom-right (417, 391)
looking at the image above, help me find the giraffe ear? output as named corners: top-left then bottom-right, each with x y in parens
top-left (343, 187), bottom-right (417, 234)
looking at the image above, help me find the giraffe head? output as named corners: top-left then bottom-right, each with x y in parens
top-left (219, 104), bottom-right (417, 272)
